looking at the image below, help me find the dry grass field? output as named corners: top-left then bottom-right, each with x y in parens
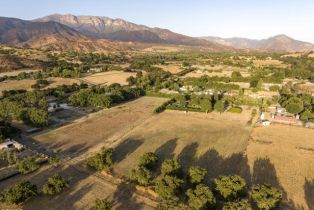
top-left (248, 125), bottom-right (314, 210)
top-left (113, 110), bottom-right (252, 180)
top-left (33, 97), bottom-right (167, 159)
top-left (81, 71), bottom-right (136, 85)
top-left (298, 83), bottom-right (314, 94)
top-left (0, 77), bottom-right (80, 95)
top-left (154, 64), bottom-right (183, 74)
top-left (253, 59), bottom-right (288, 68)
top-left (184, 65), bottom-right (251, 78)
top-left (0, 69), bottom-right (40, 77)
top-left (0, 163), bottom-right (155, 210)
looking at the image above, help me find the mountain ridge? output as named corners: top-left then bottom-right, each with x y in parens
top-left (34, 14), bottom-right (227, 48)
top-left (201, 34), bottom-right (314, 52)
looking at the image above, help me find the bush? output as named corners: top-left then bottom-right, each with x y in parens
top-left (157, 197), bottom-right (187, 210)
top-left (93, 198), bottom-right (114, 210)
top-left (269, 86), bottom-right (280, 92)
top-left (200, 99), bottom-right (212, 113)
top-left (161, 159), bottom-right (182, 176)
top-left (129, 166), bottom-right (153, 186)
top-left (86, 147), bottom-right (113, 171)
top-left (42, 175), bottom-right (69, 195)
top-left (251, 184), bottom-right (282, 210)
top-left (214, 100), bottom-right (225, 113)
top-left (213, 175), bottom-right (246, 200)
top-left (188, 166), bottom-right (207, 185)
top-left (154, 99), bottom-right (175, 113)
top-left (138, 152), bottom-right (158, 170)
top-left (1, 181), bottom-right (37, 204)
top-left (223, 199), bottom-right (252, 210)
top-left (186, 184), bottom-right (216, 210)
top-left (17, 157), bottom-right (40, 174)
top-left (228, 107), bottom-right (243, 114)
top-left (156, 175), bottom-right (184, 200)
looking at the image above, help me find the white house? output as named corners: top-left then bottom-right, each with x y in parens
top-left (0, 140), bottom-right (23, 150)
top-left (261, 120), bottom-right (271, 126)
top-left (48, 102), bottom-right (62, 113)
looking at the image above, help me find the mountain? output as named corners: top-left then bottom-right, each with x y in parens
top-left (0, 16), bottom-right (83, 44)
top-left (0, 17), bottom-right (132, 52)
top-left (202, 35), bottom-right (314, 52)
top-left (35, 14), bottom-right (226, 48)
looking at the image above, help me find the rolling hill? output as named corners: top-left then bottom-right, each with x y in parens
top-left (202, 35), bottom-right (314, 52)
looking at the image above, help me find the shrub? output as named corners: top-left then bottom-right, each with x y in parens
top-left (1, 181), bottom-right (37, 204)
top-left (269, 86), bottom-right (280, 92)
top-left (251, 184), bottom-right (282, 210)
top-left (138, 152), bottom-right (158, 170)
top-left (186, 184), bottom-right (216, 210)
top-left (161, 159), bottom-right (182, 176)
top-left (213, 175), bottom-right (246, 200)
top-left (228, 107), bottom-right (243, 114)
top-left (223, 199), bottom-right (252, 210)
top-left (17, 157), bottom-right (40, 174)
top-left (214, 100), bottom-right (225, 113)
top-left (188, 166), bottom-right (207, 185)
top-left (154, 99), bottom-right (175, 113)
top-left (42, 175), bottom-right (69, 195)
top-left (86, 147), bottom-right (113, 171)
top-left (156, 175), bottom-right (184, 200)
top-left (157, 197), bottom-right (187, 210)
top-left (93, 198), bottom-right (113, 210)
top-left (129, 166), bottom-right (153, 186)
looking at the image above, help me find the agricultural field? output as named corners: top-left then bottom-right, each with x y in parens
top-left (0, 77), bottom-right (80, 95)
top-left (253, 59), bottom-right (287, 67)
top-left (32, 97), bottom-right (168, 159)
top-left (0, 69), bottom-right (40, 77)
top-left (113, 110), bottom-right (252, 179)
top-left (154, 64), bottom-right (182, 74)
top-left (248, 125), bottom-right (314, 210)
top-left (81, 71), bottom-right (136, 85)
top-left (0, 163), bottom-right (155, 210)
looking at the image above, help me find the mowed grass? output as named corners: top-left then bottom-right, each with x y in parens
top-left (81, 71), bottom-right (136, 85)
top-left (113, 110), bottom-right (252, 180)
top-left (248, 125), bottom-right (314, 210)
top-left (33, 97), bottom-right (168, 159)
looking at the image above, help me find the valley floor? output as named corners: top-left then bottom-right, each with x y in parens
top-left (0, 97), bottom-right (313, 210)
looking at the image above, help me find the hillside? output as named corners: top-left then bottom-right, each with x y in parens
top-left (202, 35), bottom-right (314, 52)
top-left (35, 14), bottom-right (226, 48)
top-left (0, 17), bottom-right (134, 52)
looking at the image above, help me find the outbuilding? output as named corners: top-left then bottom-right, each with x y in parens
top-left (0, 140), bottom-right (23, 150)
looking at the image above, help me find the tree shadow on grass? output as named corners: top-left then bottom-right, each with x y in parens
top-left (197, 149), bottom-right (251, 186)
top-left (304, 179), bottom-right (314, 210)
top-left (113, 138), bottom-right (144, 164)
top-left (252, 157), bottom-right (300, 210)
top-left (154, 138), bottom-right (178, 162)
top-left (177, 142), bottom-right (199, 171)
top-left (113, 182), bottom-right (145, 210)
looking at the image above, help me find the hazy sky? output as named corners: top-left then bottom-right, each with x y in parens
top-left (1, 0), bottom-right (314, 42)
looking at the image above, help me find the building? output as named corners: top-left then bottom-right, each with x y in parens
top-left (48, 102), bottom-right (62, 113)
top-left (305, 122), bottom-right (314, 128)
top-left (261, 120), bottom-right (271, 126)
top-left (0, 140), bottom-right (23, 150)
top-left (272, 116), bottom-right (296, 124)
